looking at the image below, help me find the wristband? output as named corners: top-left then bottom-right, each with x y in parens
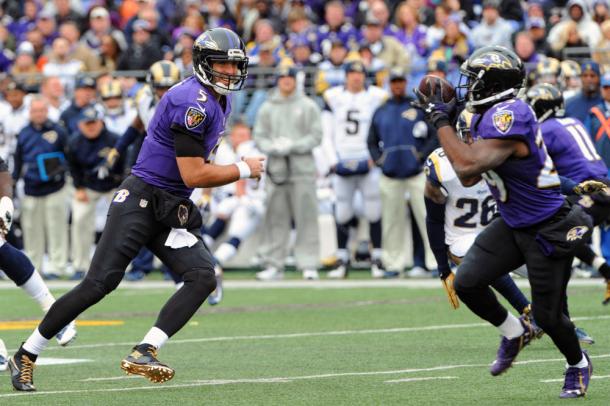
top-left (235, 161), bottom-right (251, 179)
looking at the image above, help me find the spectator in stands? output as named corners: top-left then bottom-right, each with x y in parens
top-left (254, 65), bottom-right (322, 281)
top-left (40, 76), bottom-right (68, 122)
top-left (315, 39), bottom-right (348, 95)
top-left (548, 0), bottom-right (602, 49)
top-left (82, 6), bottom-right (127, 55)
top-left (14, 95), bottom-right (69, 279)
top-left (470, 0), bottom-right (514, 50)
top-left (246, 19), bottom-right (285, 66)
top-left (425, 3), bottom-right (450, 49)
top-left (369, 0), bottom-right (400, 38)
top-left (35, 9), bottom-right (59, 47)
top-left (497, 0), bottom-right (524, 29)
top-left (0, 79), bottom-right (31, 161)
top-left (514, 31), bottom-right (542, 66)
top-left (98, 34), bottom-right (123, 73)
top-left (135, 6), bottom-right (172, 50)
top-left (592, 0), bottom-right (610, 25)
top-left (9, 42), bottom-right (39, 89)
top-left (285, 7), bottom-right (319, 53)
top-left (394, 2), bottom-right (428, 58)
top-left (8, 0), bottom-right (38, 43)
top-left (551, 20), bottom-right (592, 60)
top-left (526, 17), bottom-right (552, 56)
top-left (316, 1), bottom-right (360, 56)
top-left (53, 0), bottom-right (85, 31)
top-left (43, 37), bottom-right (84, 95)
top-left (594, 20), bottom-right (610, 69)
top-left (59, 76), bottom-right (97, 134)
top-left (117, 20), bottom-right (164, 71)
top-left (429, 15), bottom-right (472, 65)
top-left (566, 62), bottom-right (603, 124)
top-left (367, 67), bottom-right (437, 277)
top-left (173, 31), bottom-right (195, 78)
top-left (360, 15), bottom-right (409, 70)
top-left (58, 21), bottom-right (101, 72)
top-left (202, 0), bottom-right (238, 30)
top-left (66, 107), bottom-right (122, 280)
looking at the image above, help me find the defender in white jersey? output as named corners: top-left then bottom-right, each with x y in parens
top-left (423, 111), bottom-right (535, 321)
top-left (100, 79), bottom-right (137, 136)
top-left (321, 60), bottom-right (388, 278)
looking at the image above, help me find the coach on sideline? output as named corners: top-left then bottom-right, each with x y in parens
top-left (367, 67), bottom-right (438, 277)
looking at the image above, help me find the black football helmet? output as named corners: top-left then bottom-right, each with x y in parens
top-left (457, 46), bottom-right (525, 114)
top-left (193, 28), bottom-right (249, 95)
top-left (525, 83), bottom-right (564, 123)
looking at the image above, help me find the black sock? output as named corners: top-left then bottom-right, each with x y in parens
top-left (17, 344), bottom-right (38, 362)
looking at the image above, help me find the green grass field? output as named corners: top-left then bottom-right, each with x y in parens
top-left (1, 275), bottom-right (609, 405)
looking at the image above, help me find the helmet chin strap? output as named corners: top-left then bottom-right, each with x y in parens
top-left (466, 88), bottom-right (517, 112)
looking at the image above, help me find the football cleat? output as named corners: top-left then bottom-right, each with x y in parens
top-left (490, 316), bottom-right (534, 376)
top-left (560, 351), bottom-right (592, 398)
top-left (0, 339), bottom-right (7, 372)
top-left (327, 260), bottom-right (348, 279)
top-left (371, 259), bottom-right (385, 279)
top-left (575, 327), bottom-right (595, 345)
top-left (8, 352), bottom-right (36, 391)
top-left (56, 321), bottom-right (77, 346)
top-left (120, 344), bottom-right (175, 383)
top-left (255, 267), bottom-right (284, 281)
top-left (603, 280), bottom-right (610, 305)
top-left (302, 269), bottom-right (320, 280)
top-left (208, 264), bottom-right (223, 306)
top-left (407, 266), bottom-right (430, 278)
top-left (521, 305), bottom-right (544, 339)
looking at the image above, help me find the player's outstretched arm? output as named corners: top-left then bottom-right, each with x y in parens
top-left (176, 156), bottom-right (264, 188)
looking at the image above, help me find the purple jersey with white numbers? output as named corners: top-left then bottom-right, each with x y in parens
top-left (132, 76), bottom-right (231, 198)
top-left (473, 99), bottom-right (564, 228)
top-left (540, 117), bottom-right (607, 183)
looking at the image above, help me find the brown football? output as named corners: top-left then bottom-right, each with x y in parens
top-left (418, 75), bottom-right (456, 103)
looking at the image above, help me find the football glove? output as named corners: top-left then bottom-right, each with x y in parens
top-left (0, 196), bottom-right (14, 237)
top-left (440, 271), bottom-right (460, 310)
top-left (573, 180), bottom-right (609, 196)
top-left (96, 148), bottom-right (120, 180)
top-left (412, 83), bottom-right (457, 130)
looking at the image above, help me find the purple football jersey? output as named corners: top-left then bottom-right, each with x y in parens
top-left (132, 76), bottom-right (231, 198)
top-left (540, 117), bottom-right (607, 183)
top-left (473, 99), bottom-right (564, 228)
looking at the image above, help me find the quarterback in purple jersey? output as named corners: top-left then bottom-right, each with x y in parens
top-left (7, 28), bottom-right (264, 392)
top-left (415, 46), bottom-right (593, 399)
top-left (526, 83), bottom-right (610, 305)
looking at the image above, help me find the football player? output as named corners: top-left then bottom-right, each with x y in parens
top-left (321, 60), bottom-right (388, 279)
top-left (534, 57), bottom-right (561, 86)
top-left (559, 60), bottom-right (582, 100)
top-left (8, 27), bottom-right (264, 391)
top-left (415, 46), bottom-right (592, 398)
top-left (424, 111), bottom-right (532, 317)
top-left (99, 79), bottom-right (137, 136)
top-left (0, 157), bottom-right (76, 374)
top-left (526, 83), bottom-right (610, 306)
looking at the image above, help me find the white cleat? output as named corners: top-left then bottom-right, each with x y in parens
top-left (327, 264), bottom-right (347, 279)
top-left (256, 267), bottom-right (284, 281)
top-left (0, 338), bottom-right (8, 371)
top-left (208, 264), bottom-right (224, 306)
top-left (302, 269), bottom-right (320, 280)
top-left (56, 321), bottom-right (77, 346)
top-left (371, 260), bottom-right (385, 279)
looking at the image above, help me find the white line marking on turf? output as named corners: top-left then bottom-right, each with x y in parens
top-left (36, 358), bottom-right (92, 366)
top-left (4, 354), bottom-right (610, 397)
top-left (385, 376), bottom-right (458, 383)
top-left (14, 314), bottom-right (609, 353)
top-left (541, 375), bottom-right (610, 383)
top-left (80, 375), bottom-right (141, 382)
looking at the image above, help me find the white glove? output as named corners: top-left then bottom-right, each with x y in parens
top-left (97, 165), bottom-right (110, 180)
top-left (0, 196), bottom-right (14, 236)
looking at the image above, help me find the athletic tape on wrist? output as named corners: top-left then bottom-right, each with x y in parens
top-left (236, 161), bottom-right (251, 179)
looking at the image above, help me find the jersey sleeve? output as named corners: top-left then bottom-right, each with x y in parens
top-left (168, 97), bottom-right (212, 141)
top-left (424, 148), bottom-right (444, 188)
top-left (477, 100), bottom-right (534, 142)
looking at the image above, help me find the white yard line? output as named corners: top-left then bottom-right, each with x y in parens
top-left (4, 354), bottom-right (610, 398)
top-left (0, 279), bottom-right (605, 290)
top-left (9, 315), bottom-right (610, 353)
top-left (80, 375), bottom-right (141, 382)
top-left (385, 376), bottom-right (458, 383)
top-left (541, 375), bottom-right (610, 383)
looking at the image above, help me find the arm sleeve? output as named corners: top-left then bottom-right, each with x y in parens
top-left (172, 124), bottom-right (206, 157)
top-left (425, 196), bottom-right (451, 278)
top-left (559, 175), bottom-right (577, 195)
top-left (115, 126), bottom-right (143, 155)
